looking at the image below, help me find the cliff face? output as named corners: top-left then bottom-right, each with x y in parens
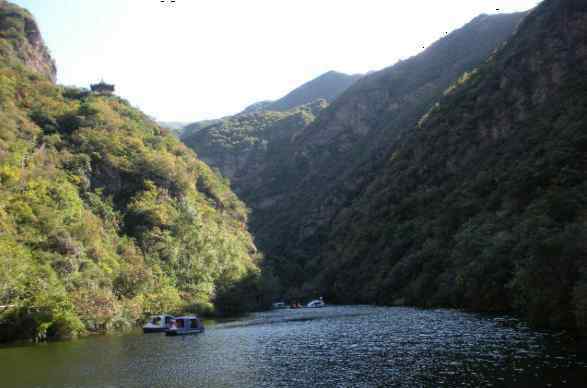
top-left (250, 12), bottom-right (527, 265)
top-left (313, 0), bottom-right (587, 330)
top-left (0, 0), bottom-right (56, 81)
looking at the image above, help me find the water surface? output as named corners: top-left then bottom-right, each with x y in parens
top-left (1, 306), bottom-right (586, 387)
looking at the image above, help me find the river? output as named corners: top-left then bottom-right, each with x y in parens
top-left (1, 306), bottom-right (586, 387)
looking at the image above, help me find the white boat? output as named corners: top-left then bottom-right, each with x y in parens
top-left (165, 316), bottom-right (205, 336)
top-left (143, 314), bottom-right (175, 333)
top-left (306, 298), bottom-right (326, 308)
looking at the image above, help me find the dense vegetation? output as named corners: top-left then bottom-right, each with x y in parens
top-left (0, 1), bottom-right (264, 342)
top-left (240, 12), bottom-right (527, 294)
top-left (183, 1), bottom-right (587, 333)
top-left (182, 70), bottom-right (358, 140)
top-left (310, 0), bottom-right (587, 331)
top-left (3, 0), bottom-right (585, 344)
top-left (255, 71), bottom-right (361, 113)
top-left (182, 99), bottom-right (327, 200)
top-left (180, 119), bottom-right (222, 142)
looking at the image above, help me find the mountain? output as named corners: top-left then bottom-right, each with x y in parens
top-left (158, 121), bottom-right (188, 131)
top-left (157, 121), bottom-right (188, 138)
top-left (258, 71), bottom-right (362, 112)
top-left (0, 1), bottom-right (263, 342)
top-left (307, 0), bottom-right (587, 330)
top-left (240, 100), bottom-right (273, 115)
top-left (181, 118), bottom-right (223, 139)
top-left (246, 12), bottom-right (528, 285)
top-left (183, 71), bottom-right (360, 140)
top-left (181, 70), bottom-right (360, 162)
top-left (183, 99), bottom-right (328, 201)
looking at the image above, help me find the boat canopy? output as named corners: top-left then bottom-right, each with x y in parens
top-left (173, 316), bottom-right (202, 329)
top-left (150, 315), bottom-right (174, 325)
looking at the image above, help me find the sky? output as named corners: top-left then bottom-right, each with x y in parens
top-left (13, 0), bottom-right (542, 123)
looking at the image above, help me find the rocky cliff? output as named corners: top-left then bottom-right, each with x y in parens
top-left (0, 0), bottom-right (56, 82)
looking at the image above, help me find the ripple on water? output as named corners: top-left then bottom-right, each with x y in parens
top-left (1, 306), bottom-right (586, 387)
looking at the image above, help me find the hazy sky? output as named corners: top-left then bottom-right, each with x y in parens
top-left (13, 0), bottom-right (541, 123)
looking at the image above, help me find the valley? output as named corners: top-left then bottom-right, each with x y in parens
top-left (2, 0), bottom-right (587, 386)
top-left (183, 0), bottom-right (587, 333)
top-left (0, 0), bottom-right (585, 362)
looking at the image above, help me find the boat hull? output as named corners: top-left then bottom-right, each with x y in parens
top-left (143, 327), bottom-right (168, 333)
top-left (165, 328), bottom-right (205, 336)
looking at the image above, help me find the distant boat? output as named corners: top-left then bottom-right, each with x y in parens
top-left (306, 298), bottom-right (326, 308)
top-left (272, 302), bottom-right (288, 309)
top-left (165, 316), bottom-right (205, 336)
top-left (143, 315), bottom-right (175, 333)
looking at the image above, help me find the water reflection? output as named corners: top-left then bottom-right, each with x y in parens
top-left (1, 306), bottom-right (586, 387)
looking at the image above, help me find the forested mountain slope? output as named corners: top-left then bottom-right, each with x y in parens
top-left (259, 70), bottom-right (361, 113)
top-left (249, 12), bottom-right (527, 276)
top-left (181, 71), bottom-right (362, 187)
top-left (182, 70), bottom-right (359, 140)
top-left (313, 0), bottom-right (587, 330)
top-left (0, 1), bottom-right (260, 342)
top-left (182, 99), bottom-right (327, 202)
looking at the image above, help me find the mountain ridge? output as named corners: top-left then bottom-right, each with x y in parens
top-left (261, 70), bottom-right (362, 112)
top-left (247, 11), bottom-right (528, 268)
top-left (237, 70), bottom-right (361, 117)
top-left (309, 0), bottom-right (587, 330)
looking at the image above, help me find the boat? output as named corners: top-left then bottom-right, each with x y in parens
top-left (306, 298), bottom-right (326, 308)
top-left (272, 302), bottom-right (288, 309)
top-left (143, 314), bottom-right (175, 333)
top-left (165, 316), bottom-right (205, 336)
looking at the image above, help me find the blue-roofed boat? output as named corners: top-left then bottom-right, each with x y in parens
top-left (143, 314), bottom-right (174, 333)
top-left (165, 316), bottom-right (205, 336)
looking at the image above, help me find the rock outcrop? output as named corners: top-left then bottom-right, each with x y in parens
top-left (0, 0), bottom-right (56, 81)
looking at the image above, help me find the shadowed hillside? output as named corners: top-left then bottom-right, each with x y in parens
top-left (182, 99), bottom-right (328, 202)
top-left (249, 12), bottom-right (527, 282)
top-left (310, 0), bottom-right (587, 331)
